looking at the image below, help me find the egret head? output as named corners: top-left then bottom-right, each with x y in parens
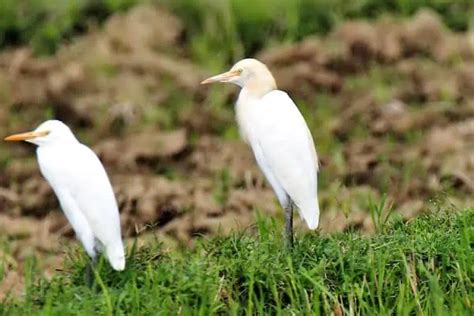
top-left (201, 58), bottom-right (277, 97)
top-left (4, 120), bottom-right (77, 146)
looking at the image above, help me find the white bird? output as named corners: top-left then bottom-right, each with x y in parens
top-left (5, 120), bottom-right (125, 271)
top-left (201, 58), bottom-right (320, 246)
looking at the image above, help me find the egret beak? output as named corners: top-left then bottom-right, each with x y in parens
top-left (4, 130), bottom-right (50, 142)
top-left (201, 69), bottom-right (241, 85)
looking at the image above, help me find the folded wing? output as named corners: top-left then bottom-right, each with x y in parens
top-left (38, 144), bottom-right (125, 270)
top-left (254, 90), bottom-right (320, 229)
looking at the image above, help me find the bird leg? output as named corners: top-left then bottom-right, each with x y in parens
top-left (85, 255), bottom-right (97, 287)
top-left (284, 201), bottom-right (294, 249)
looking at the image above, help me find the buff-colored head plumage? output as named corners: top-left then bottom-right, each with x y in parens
top-left (201, 58), bottom-right (277, 97)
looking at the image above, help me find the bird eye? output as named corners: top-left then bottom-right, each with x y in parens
top-left (238, 69), bottom-right (243, 74)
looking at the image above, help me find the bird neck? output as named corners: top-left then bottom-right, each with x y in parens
top-left (242, 75), bottom-right (277, 98)
top-left (35, 135), bottom-right (80, 147)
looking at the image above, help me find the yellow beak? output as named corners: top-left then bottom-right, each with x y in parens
top-left (201, 69), bottom-right (241, 85)
top-left (4, 130), bottom-right (50, 142)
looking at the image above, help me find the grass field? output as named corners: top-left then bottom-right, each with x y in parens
top-left (0, 1), bottom-right (473, 314)
top-left (1, 208), bottom-right (472, 315)
top-left (1, 0), bottom-right (472, 56)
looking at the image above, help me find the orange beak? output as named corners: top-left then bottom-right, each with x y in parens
top-left (4, 130), bottom-right (50, 142)
top-left (201, 69), bottom-right (241, 85)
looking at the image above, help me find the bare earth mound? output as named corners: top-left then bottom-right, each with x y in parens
top-left (0, 6), bottom-right (472, 297)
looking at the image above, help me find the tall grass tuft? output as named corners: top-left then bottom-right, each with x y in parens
top-left (1, 208), bottom-right (472, 314)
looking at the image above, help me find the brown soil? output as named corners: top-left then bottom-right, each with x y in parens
top-left (0, 6), bottom-right (473, 297)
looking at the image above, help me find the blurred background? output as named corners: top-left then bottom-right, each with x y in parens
top-left (0, 0), bottom-right (473, 295)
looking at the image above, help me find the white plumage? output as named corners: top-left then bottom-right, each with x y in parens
top-left (202, 58), bottom-right (320, 243)
top-left (5, 120), bottom-right (125, 270)
top-left (238, 90), bottom-right (320, 229)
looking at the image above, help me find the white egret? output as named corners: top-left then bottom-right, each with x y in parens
top-left (201, 58), bottom-right (320, 246)
top-left (5, 120), bottom-right (125, 271)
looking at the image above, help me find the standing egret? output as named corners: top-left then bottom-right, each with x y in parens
top-left (201, 58), bottom-right (320, 246)
top-left (5, 120), bottom-right (125, 272)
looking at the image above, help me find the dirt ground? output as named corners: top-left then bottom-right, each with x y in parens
top-left (0, 6), bottom-right (473, 297)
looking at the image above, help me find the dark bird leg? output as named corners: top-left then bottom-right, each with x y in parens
top-left (85, 247), bottom-right (97, 288)
top-left (284, 200), bottom-right (294, 249)
top-left (85, 255), bottom-right (97, 287)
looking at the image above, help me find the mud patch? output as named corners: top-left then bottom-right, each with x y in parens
top-left (0, 7), bottom-right (473, 298)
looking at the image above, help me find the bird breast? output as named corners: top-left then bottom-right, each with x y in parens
top-left (235, 90), bottom-right (262, 145)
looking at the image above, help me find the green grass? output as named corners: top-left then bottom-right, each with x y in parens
top-left (0, 0), bottom-right (142, 55)
top-left (1, 208), bottom-right (472, 315)
top-left (1, 0), bottom-right (472, 56)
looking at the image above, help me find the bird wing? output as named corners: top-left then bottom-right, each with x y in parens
top-left (252, 142), bottom-right (289, 207)
top-left (253, 90), bottom-right (320, 229)
top-left (37, 144), bottom-right (125, 267)
top-left (52, 187), bottom-right (96, 257)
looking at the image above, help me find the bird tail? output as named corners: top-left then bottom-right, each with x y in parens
top-left (105, 241), bottom-right (126, 271)
top-left (298, 196), bottom-right (320, 230)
